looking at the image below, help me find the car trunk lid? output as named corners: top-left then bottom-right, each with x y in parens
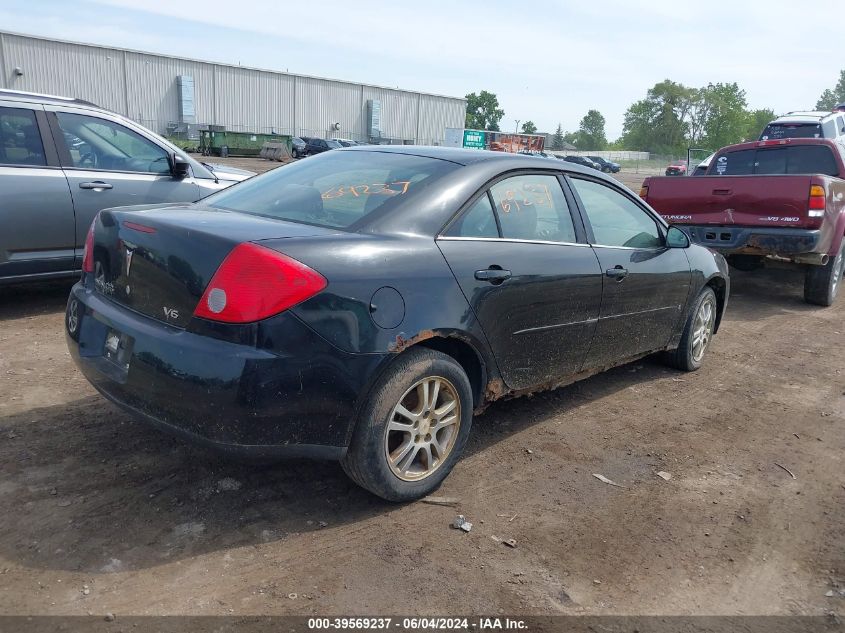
top-left (90, 204), bottom-right (339, 328)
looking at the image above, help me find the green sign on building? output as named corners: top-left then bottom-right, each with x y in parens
top-left (463, 130), bottom-right (486, 149)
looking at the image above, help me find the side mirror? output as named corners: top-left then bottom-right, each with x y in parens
top-left (666, 225), bottom-right (690, 248)
top-left (171, 154), bottom-right (191, 179)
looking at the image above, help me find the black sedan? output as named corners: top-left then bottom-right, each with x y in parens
top-left (65, 147), bottom-right (729, 501)
top-left (563, 155), bottom-right (602, 170)
top-left (305, 138), bottom-right (342, 156)
top-left (587, 156), bottom-right (621, 173)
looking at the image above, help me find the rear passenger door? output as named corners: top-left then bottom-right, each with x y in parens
top-left (437, 172), bottom-right (603, 391)
top-left (0, 102), bottom-right (76, 279)
top-left (47, 108), bottom-right (201, 266)
top-left (568, 176), bottom-right (691, 368)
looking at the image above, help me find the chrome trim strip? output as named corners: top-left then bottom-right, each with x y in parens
top-left (602, 305), bottom-right (678, 319)
top-left (514, 318), bottom-right (598, 335)
top-left (436, 236), bottom-right (590, 248)
top-left (590, 244), bottom-right (666, 251)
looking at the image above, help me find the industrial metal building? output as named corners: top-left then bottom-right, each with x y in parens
top-left (0, 31), bottom-right (466, 145)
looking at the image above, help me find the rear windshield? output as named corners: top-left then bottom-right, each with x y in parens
top-left (710, 145), bottom-right (838, 177)
top-left (203, 150), bottom-right (459, 229)
top-left (760, 123), bottom-right (822, 140)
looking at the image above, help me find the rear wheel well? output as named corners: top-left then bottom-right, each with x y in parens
top-left (706, 277), bottom-right (727, 332)
top-left (416, 337), bottom-right (485, 408)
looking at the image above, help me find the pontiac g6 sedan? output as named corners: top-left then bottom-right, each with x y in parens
top-left (65, 147), bottom-right (729, 501)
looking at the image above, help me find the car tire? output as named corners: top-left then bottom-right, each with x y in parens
top-left (804, 241), bottom-right (845, 306)
top-left (666, 286), bottom-right (717, 372)
top-left (292, 148), bottom-right (300, 159)
top-left (342, 347), bottom-right (473, 502)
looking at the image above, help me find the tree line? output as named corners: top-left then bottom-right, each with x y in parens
top-left (465, 69), bottom-right (845, 154)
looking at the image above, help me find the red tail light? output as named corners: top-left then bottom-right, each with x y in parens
top-left (82, 219), bottom-right (96, 273)
top-left (809, 184), bottom-right (826, 213)
top-left (194, 243), bottom-right (327, 323)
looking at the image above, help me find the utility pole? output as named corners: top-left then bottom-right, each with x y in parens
top-left (514, 119), bottom-right (520, 134)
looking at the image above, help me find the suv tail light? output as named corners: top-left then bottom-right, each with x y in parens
top-left (809, 184), bottom-right (826, 217)
top-left (639, 185), bottom-right (649, 199)
top-left (193, 243), bottom-right (327, 323)
top-left (81, 218), bottom-right (97, 273)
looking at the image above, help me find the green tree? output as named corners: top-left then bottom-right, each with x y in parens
top-left (550, 123), bottom-right (565, 150)
top-left (815, 70), bottom-right (845, 110)
top-left (465, 91), bottom-right (505, 131)
top-left (699, 83), bottom-right (748, 150)
top-left (620, 80), bottom-right (695, 154)
top-left (562, 131), bottom-right (579, 147)
top-left (743, 108), bottom-right (776, 142)
top-left (520, 121), bottom-right (537, 134)
top-left (575, 109), bottom-right (607, 150)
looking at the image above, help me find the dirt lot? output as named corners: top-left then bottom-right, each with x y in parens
top-left (0, 160), bottom-right (843, 616)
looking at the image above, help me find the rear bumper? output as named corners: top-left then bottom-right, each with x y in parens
top-left (65, 283), bottom-right (388, 459)
top-left (681, 225), bottom-right (821, 257)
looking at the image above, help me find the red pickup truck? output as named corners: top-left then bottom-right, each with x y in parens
top-left (641, 138), bottom-right (845, 305)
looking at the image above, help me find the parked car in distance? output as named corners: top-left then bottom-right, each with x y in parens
top-left (641, 137), bottom-right (845, 305)
top-left (305, 138), bottom-right (342, 155)
top-left (564, 155), bottom-right (601, 170)
top-left (665, 160), bottom-right (687, 176)
top-left (760, 111), bottom-right (845, 142)
top-left (690, 153), bottom-right (714, 176)
top-left (66, 146), bottom-right (729, 501)
top-left (333, 138), bottom-right (359, 147)
top-left (291, 136), bottom-right (307, 158)
top-left (0, 89), bottom-right (253, 286)
top-left (587, 156), bottom-right (621, 173)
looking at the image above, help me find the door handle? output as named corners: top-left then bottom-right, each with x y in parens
top-left (712, 188), bottom-right (732, 195)
top-left (475, 268), bottom-right (512, 284)
top-left (605, 266), bottom-right (628, 280)
top-left (79, 181), bottom-right (113, 190)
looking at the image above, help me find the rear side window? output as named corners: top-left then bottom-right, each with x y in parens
top-left (444, 194), bottom-right (498, 238)
top-left (205, 151), bottom-right (459, 229)
top-left (713, 146), bottom-right (838, 176)
top-left (761, 123), bottom-right (822, 140)
top-left (489, 174), bottom-right (577, 242)
top-left (0, 107), bottom-right (46, 167)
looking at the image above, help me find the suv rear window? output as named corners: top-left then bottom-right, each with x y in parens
top-left (760, 123), bottom-right (822, 140)
top-left (204, 150), bottom-right (459, 229)
top-left (711, 145), bottom-right (838, 177)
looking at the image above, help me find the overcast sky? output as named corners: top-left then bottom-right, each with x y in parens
top-left (1, 0), bottom-right (842, 138)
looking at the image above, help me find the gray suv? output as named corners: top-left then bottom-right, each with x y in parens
top-left (0, 90), bottom-right (254, 285)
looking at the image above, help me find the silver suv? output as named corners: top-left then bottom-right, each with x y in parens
top-left (760, 110), bottom-right (845, 142)
top-left (0, 90), bottom-right (254, 285)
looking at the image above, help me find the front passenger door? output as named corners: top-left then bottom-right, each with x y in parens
top-left (49, 110), bottom-right (201, 266)
top-left (569, 177), bottom-right (692, 369)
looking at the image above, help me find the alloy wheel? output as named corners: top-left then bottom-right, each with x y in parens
top-left (691, 296), bottom-right (716, 362)
top-left (384, 376), bottom-right (461, 481)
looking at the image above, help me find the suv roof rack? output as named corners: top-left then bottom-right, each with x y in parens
top-left (0, 89), bottom-right (99, 108)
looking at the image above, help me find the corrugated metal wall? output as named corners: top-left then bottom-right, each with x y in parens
top-left (0, 31), bottom-right (465, 144)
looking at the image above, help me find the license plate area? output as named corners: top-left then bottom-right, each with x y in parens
top-left (103, 328), bottom-right (133, 372)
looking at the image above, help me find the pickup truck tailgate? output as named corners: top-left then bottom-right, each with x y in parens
top-left (644, 175), bottom-right (816, 228)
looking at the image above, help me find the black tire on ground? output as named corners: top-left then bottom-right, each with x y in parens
top-left (803, 242), bottom-right (845, 307)
top-left (665, 286), bottom-right (718, 372)
top-left (292, 149), bottom-right (300, 159)
top-left (342, 347), bottom-right (473, 502)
